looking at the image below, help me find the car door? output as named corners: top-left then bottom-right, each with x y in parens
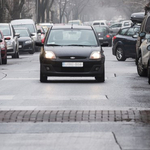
top-left (123, 27), bottom-right (139, 56)
top-left (141, 34), bottom-right (150, 65)
top-left (110, 23), bottom-right (121, 35)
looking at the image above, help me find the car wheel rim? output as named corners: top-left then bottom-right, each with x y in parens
top-left (137, 58), bottom-right (143, 74)
top-left (116, 49), bottom-right (123, 60)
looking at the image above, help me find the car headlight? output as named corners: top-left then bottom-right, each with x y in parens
top-left (45, 51), bottom-right (56, 59)
top-left (7, 41), bottom-right (13, 46)
top-left (90, 51), bottom-right (101, 59)
top-left (25, 40), bottom-right (32, 44)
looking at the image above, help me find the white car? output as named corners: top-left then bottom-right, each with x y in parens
top-left (0, 23), bottom-right (19, 58)
top-left (11, 19), bottom-right (41, 51)
top-left (137, 33), bottom-right (150, 84)
top-left (109, 20), bottom-right (132, 36)
top-left (92, 20), bottom-right (107, 26)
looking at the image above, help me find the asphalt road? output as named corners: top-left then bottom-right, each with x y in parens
top-left (0, 47), bottom-right (150, 150)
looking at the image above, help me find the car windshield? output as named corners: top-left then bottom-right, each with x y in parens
top-left (93, 26), bottom-right (109, 33)
top-left (46, 29), bottom-right (98, 46)
top-left (15, 29), bottom-right (30, 37)
top-left (13, 24), bottom-right (35, 33)
top-left (0, 25), bottom-right (11, 36)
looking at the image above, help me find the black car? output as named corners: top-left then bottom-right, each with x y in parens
top-left (36, 25), bottom-right (105, 83)
top-left (93, 25), bottom-right (112, 46)
top-left (112, 25), bottom-right (140, 61)
top-left (14, 28), bottom-right (35, 54)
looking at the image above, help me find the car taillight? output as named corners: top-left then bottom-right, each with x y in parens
top-left (41, 38), bottom-right (45, 44)
top-left (106, 35), bottom-right (110, 38)
top-left (113, 36), bottom-right (117, 41)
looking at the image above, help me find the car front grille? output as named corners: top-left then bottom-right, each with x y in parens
top-left (58, 56), bottom-right (87, 59)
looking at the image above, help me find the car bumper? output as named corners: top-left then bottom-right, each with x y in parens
top-left (40, 59), bottom-right (104, 77)
top-left (19, 43), bottom-right (33, 52)
top-left (99, 38), bottom-right (112, 45)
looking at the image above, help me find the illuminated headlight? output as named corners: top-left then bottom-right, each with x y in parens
top-left (45, 51), bottom-right (56, 59)
top-left (25, 40), bottom-right (32, 44)
top-left (90, 51), bottom-right (101, 59)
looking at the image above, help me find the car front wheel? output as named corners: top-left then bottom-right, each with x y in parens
top-left (95, 66), bottom-right (105, 82)
top-left (116, 47), bottom-right (126, 61)
top-left (137, 57), bottom-right (147, 77)
top-left (148, 63), bottom-right (150, 84)
top-left (40, 72), bottom-right (47, 82)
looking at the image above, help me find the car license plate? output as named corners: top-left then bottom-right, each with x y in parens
top-left (62, 62), bottom-right (83, 67)
top-left (99, 38), bottom-right (103, 40)
top-left (19, 45), bottom-right (22, 48)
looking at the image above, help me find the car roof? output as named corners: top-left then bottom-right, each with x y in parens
top-left (52, 25), bottom-right (92, 30)
top-left (0, 23), bottom-right (10, 25)
top-left (11, 19), bottom-right (35, 24)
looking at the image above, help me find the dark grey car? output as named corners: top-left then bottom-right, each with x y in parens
top-left (36, 25), bottom-right (105, 83)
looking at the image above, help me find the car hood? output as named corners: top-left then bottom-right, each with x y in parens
top-left (44, 46), bottom-right (101, 57)
top-left (18, 37), bottom-right (31, 42)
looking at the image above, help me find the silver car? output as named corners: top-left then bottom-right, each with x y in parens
top-left (0, 23), bottom-right (19, 58)
top-left (137, 33), bottom-right (150, 84)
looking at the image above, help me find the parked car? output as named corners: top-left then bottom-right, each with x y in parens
top-left (0, 23), bottom-right (19, 58)
top-left (14, 28), bottom-right (35, 54)
top-left (36, 25), bottom-right (46, 44)
top-left (0, 30), bottom-right (7, 64)
top-left (36, 25), bottom-right (105, 83)
top-left (38, 23), bottom-right (53, 28)
top-left (147, 45), bottom-right (150, 84)
top-left (112, 25), bottom-right (140, 61)
top-left (68, 20), bottom-right (82, 25)
top-left (136, 33), bottom-right (150, 84)
top-left (135, 12), bottom-right (150, 65)
top-left (92, 20), bottom-right (107, 26)
top-left (109, 20), bottom-right (132, 36)
top-left (93, 25), bottom-right (112, 46)
top-left (11, 19), bottom-right (41, 51)
top-left (0, 45), bottom-right (2, 65)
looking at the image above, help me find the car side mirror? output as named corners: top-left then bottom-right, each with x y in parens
top-left (37, 29), bottom-right (41, 34)
top-left (30, 33), bottom-right (34, 36)
top-left (147, 45), bottom-right (150, 51)
top-left (139, 32), bottom-right (146, 38)
top-left (15, 33), bottom-right (20, 38)
top-left (132, 34), bottom-right (138, 38)
top-left (101, 42), bottom-right (109, 47)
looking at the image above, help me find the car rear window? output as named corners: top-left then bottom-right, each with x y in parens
top-left (15, 29), bottom-right (30, 37)
top-left (119, 28), bottom-right (128, 35)
top-left (46, 29), bottom-right (98, 46)
top-left (13, 24), bottom-right (35, 33)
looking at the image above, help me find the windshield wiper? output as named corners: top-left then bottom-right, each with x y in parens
top-left (46, 44), bottom-right (61, 46)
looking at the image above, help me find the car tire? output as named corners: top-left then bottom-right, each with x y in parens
top-left (29, 47), bottom-right (35, 54)
top-left (147, 63), bottom-right (150, 84)
top-left (116, 47), bottom-right (126, 61)
top-left (12, 52), bottom-right (19, 58)
top-left (40, 72), bottom-right (47, 83)
top-left (2, 57), bottom-right (7, 64)
top-left (137, 56), bottom-right (147, 77)
top-left (95, 65), bottom-right (105, 82)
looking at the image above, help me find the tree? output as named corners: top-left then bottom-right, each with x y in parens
top-left (37, 0), bottom-right (55, 23)
top-left (5, 0), bottom-right (25, 20)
